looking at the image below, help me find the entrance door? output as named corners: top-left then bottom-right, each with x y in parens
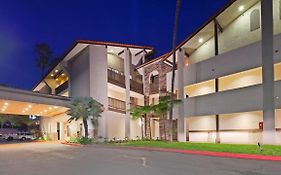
top-left (57, 122), bottom-right (60, 140)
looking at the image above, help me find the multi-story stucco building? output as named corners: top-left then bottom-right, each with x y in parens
top-left (0, 0), bottom-right (279, 144)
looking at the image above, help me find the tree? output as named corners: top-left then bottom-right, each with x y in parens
top-left (130, 96), bottom-right (181, 140)
top-left (152, 96), bottom-right (181, 140)
top-left (67, 97), bottom-right (104, 138)
top-left (169, 0), bottom-right (181, 141)
top-left (34, 43), bottom-right (53, 78)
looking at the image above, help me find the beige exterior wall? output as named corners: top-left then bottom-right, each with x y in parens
top-left (106, 111), bottom-right (142, 140)
top-left (275, 63), bottom-right (281, 81)
top-left (276, 109), bottom-right (281, 128)
top-left (185, 79), bottom-right (215, 97)
top-left (190, 0), bottom-right (281, 64)
top-left (108, 88), bottom-right (125, 101)
top-left (219, 67), bottom-right (262, 91)
top-left (40, 114), bottom-right (82, 141)
top-left (183, 63), bottom-right (280, 97)
top-left (188, 116), bottom-right (216, 131)
top-left (107, 111), bottom-right (125, 140)
top-left (219, 111), bottom-right (262, 130)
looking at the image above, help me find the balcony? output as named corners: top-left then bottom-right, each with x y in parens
top-left (108, 97), bottom-right (126, 114)
top-left (108, 68), bottom-right (143, 94)
top-left (55, 81), bottom-right (68, 95)
top-left (149, 83), bottom-right (159, 94)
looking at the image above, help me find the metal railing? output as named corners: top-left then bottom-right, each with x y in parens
top-left (108, 97), bottom-right (126, 113)
top-left (108, 68), bottom-right (143, 94)
top-left (55, 81), bottom-right (68, 95)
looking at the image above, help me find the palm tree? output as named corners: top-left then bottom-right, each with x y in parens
top-left (67, 96), bottom-right (104, 138)
top-left (130, 105), bottom-right (152, 139)
top-left (130, 96), bottom-right (181, 140)
top-left (152, 96), bottom-right (181, 140)
top-left (34, 43), bottom-right (53, 78)
top-left (169, 0), bottom-right (181, 141)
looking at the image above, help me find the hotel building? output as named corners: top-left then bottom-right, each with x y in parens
top-left (0, 0), bottom-right (280, 144)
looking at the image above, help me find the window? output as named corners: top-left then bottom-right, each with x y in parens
top-left (250, 9), bottom-right (260, 31)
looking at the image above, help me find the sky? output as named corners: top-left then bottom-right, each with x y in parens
top-left (0, 0), bottom-right (229, 90)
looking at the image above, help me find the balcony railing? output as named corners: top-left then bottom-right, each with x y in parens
top-left (108, 68), bottom-right (143, 94)
top-left (108, 97), bottom-right (126, 114)
top-left (130, 79), bottom-right (143, 94)
top-left (55, 81), bottom-right (68, 95)
top-left (150, 83), bottom-right (159, 94)
top-left (108, 69), bottom-right (125, 88)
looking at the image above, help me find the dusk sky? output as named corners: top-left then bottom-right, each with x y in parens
top-left (0, 0), bottom-right (229, 90)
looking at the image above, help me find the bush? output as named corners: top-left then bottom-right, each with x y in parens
top-left (79, 137), bottom-right (92, 145)
top-left (66, 137), bottom-right (92, 145)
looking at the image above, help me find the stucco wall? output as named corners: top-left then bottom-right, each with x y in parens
top-left (69, 47), bottom-right (90, 97)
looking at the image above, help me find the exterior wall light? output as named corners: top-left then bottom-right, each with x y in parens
top-left (238, 5), bottom-right (244, 12)
top-left (199, 38), bottom-right (204, 43)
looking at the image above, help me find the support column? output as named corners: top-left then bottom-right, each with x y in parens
top-left (215, 78), bottom-right (220, 143)
top-left (124, 48), bottom-right (131, 139)
top-left (177, 48), bottom-right (186, 142)
top-left (261, 0), bottom-right (275, 144)
top-left (214, 20), bottom-right (221, 143)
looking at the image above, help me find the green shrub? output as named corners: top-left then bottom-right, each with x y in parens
top-left (66, 137), bottom-right (92, 145)
top-left (67, 137), bottom-right (80, 143)
top-left (79, 137), bottom-right (92, 145)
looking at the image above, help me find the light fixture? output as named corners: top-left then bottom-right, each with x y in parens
top-left (62, 73), bottom-right (65, 76)
top-left (51, 74), bottom-right (54, 77)
top-left (28, 105), bottom-right (32, 108)
top-left (1, 109), bottom-right (5, 112)
top-left (238, 5), bottom-right (244, 12)
top-left (56, 78), bottom-right (59, 81)
top-left (49, 107), bottom-right (53, 110)
top-left (3, 106), bottom-right (7, 109)
top-left (40, 112), bottom-right (43, 114)
top-left (198, 38), bottom-right (204, 43)
top-left (54, 106), bottom-right (58, 109)
top-left (22, 110), bottom-right (26, 113)
top-left (44, 110), bottom-right (47, 112)
top-left (25, 108), bottom-right (29, 111)
top-left (55, 69), bottom-right (59, 73)
top-left (4, 102), bottom-right (8, 106)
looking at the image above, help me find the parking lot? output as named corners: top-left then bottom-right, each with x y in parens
top-left (1, 141), bottom-right (281, 175)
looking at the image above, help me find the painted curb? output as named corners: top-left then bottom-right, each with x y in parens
top-left (61, 142), bottom-right (83, 147)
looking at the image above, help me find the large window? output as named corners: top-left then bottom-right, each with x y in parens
top-left (250, 9), bottom-right (260, 32)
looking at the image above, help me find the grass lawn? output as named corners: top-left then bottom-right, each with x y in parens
top-left (121, 141), bottom-right (281, 156)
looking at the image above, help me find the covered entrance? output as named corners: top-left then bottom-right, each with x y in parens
top-left (0, 85), bottom-right (70, 142)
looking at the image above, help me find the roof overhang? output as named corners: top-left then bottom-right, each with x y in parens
top-left (0, 86), bottom-right (70, 117)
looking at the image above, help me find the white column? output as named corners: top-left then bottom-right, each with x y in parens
top-left (124, 49), bottom-right (131, 139)
top-left (177, 48), bottom-right (186, 142)
top-left (89, 45), bottom-right (108, 139)
top-left (261, 0), bottom-right (276, 144)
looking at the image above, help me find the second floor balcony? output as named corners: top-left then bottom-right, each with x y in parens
top-left (108, 68), bottom-right (143, 94)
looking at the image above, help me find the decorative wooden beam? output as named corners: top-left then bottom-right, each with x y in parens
top-left (214, 18), bottom-right (223, 32)
top-left (118, 49), bottom-right (125, 56)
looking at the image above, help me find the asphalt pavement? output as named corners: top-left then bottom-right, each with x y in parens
top-left (0, 142), bottom-right (280, 175)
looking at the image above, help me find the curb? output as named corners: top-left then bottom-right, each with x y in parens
top-left (118, 146), bottom-right (281, 162)
top-left (61, 142), bottom-right (83, 147)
